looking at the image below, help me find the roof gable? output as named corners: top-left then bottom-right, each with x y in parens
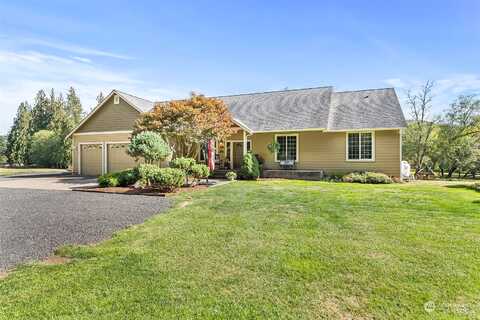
top-left (66, 90), bottom-right (150, 138)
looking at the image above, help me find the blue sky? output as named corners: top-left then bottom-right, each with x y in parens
top-left (1, 0), bottom-right (479, 134)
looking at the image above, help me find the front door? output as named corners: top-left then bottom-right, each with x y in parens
top-left (233, 142), bottom-right (244, 169)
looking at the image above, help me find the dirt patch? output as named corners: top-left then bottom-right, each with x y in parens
top-left (73, 184), bottom-right (208, 197)
top-left (0, 271), bottom-right (8, 280)
top-left (39, 256), bottom-right (72, 266)
top-left (178, 200), bottom-right (192, 208)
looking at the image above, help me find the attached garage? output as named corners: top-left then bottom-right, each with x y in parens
top-left (67, 90), bottom-right (154, 176)
top-left (80, 143), bottom-right (103, 176)
top-left (107, 142), bottom-right (137, 173)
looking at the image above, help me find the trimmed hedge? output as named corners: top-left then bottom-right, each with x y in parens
top-left (342, 171), bottom-right (392, 184)
top-left (97, 168), bottom-right (140, 188)
top-left (170, 157), bottom-right (196, 174)
top-left (152, 168), bottom-right (185, 191)
top-left (138, 164), bottom-right (185, 191)
top-left (191, 164), bottom-right (210, 181)
top-left (98, 173), bottom-right (120, 188)
top-left (239, 152), bottom-right (260, 180)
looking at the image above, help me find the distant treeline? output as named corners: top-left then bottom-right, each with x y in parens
top-left (3, 87), bottom-right (85, 168)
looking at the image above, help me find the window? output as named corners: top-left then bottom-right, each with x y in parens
top-left (347, 132), bottom-right (374, 161)
top-left (114, 95), bottom-right (120, 104)
top-left (275, 134), bottom-right (298, 161)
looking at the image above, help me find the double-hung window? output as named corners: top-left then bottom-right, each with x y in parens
top-left (347, 132), bottom-right (374, 161)
top-left (275, 134), bottom-right (298, 162)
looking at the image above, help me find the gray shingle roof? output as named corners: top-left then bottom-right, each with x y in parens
top-left (219, 87), bottom-right (333, 132)
top-left (116, 90), bottom-right (155, 112)
top-left (328, 88), bottom-right (407, 131)
top-left (114, 86), bottom-right (406, 132)
top-left (218, 87), bottom-right (406, 132)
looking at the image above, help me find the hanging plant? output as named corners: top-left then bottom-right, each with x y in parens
top-left (267, 140), bottom-right (280, 154)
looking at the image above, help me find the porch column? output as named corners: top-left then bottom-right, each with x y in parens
top-left (243, 130), bottom-right (248, 155)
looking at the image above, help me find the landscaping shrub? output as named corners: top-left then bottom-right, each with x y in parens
top-left (342, 171), bottom-right (392, 184)
top-left (127, 131), bottom-right (171, 164)
top-left (365, 172), bottom-right (393, 184)
top-left (117, 168), bottom-right (139, 186)
top-left (137, 164), bottom-right (185, 191)
top-left (170, 157), bottom-right (197, 184)
top-left (152, 168), bottom-right (185, 191)
top-left (239, 152), bottom-right (260, 180)
top-left (98, 172), bottom-right (120, 187)
top-left (170, 157), bottom-right (196, 173)
top-left (191, 164), bottom-right (210, 182)
top-left (225, 171), bottom-right (237, 181)
top-left (342, 172), bottom-right (365, 183)
top-left (138, 164), bottom-right (160, 186)
top-left (98, 168), bottom-right (140, 187)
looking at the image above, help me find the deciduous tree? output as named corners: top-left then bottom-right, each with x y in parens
top-left (402, 81), bottom-right (438, 173)
top-left (134, 93), bottom-right (235, 158)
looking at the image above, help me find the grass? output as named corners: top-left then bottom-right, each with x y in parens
top-left (0, 167), bottom-right (66, 176)
top-left (0, 180), bottom-right (479, 319)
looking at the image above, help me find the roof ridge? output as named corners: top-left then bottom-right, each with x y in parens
top-left (115, 89), bottom-right (154, 103)
top-left (335, 87), bottom-right (394, 94)
top-left (215, 86), bottom-right (333, 98)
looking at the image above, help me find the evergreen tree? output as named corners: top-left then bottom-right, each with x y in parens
top-left (50, 93), bottom-right (75, 168)
top-left (0, 135), bottom-right (6, 163)
top-left (96, 91), bottom-right (105, 104)
top-left (6, 102), bottom-right (32, 165)
top-left (66, 87), bottom-right (83, 124)
top-left (30, 90), bottom-right (52, 132)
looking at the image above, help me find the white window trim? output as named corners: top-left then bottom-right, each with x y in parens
top-left (73, 130), bottom-right (132, 136)
top-left (345, 131), bottom-right (375, 162)
top-left (274, 133), bottom-right (299, 163)
top-left (113, 94), bottom-right (120, 104)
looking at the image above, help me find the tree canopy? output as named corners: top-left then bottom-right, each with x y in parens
top-left (134, 93), bottom-right (235, 158)
top-left (5, 87), bottom-right (84, 167)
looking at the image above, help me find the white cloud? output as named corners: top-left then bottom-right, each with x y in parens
top-left (20, 37), bottom-right (133, 60)
top-left (0, 49), bottom-right (137, 134)
top-left (72, 56), bottom-right (92, 63)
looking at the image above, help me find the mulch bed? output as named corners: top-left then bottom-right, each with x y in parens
top-left (72, 184), bottom-right (208, 197)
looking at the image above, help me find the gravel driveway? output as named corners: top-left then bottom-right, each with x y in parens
top-left (0, 187), bottom-right (170, 271)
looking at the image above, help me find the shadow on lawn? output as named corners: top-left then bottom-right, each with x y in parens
top-left (446, 184), bottom-right (480, 203)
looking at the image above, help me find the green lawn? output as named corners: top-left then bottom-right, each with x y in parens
top-left (0, 180), bottom-right (479, 319)
top-left (0, 167), bottom-right (66, 176)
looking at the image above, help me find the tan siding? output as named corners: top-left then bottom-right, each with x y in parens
top-left (76, 95), bottom-right (140, 133)
top-left (249, 130), bottom-right (401, 177)
top-left (227, 129), bottom-right (245, 141)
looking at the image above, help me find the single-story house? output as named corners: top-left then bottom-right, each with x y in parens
top-left (66, 86), bottom-right (406, 178)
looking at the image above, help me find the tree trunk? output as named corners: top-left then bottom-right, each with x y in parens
top-left (447, 166), bottom-right (457, 178)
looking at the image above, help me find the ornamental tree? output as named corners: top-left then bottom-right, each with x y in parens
top-left (127, 131), bottom-right (172, 164)
top-left (133, 93), bottom-right (236, 158)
